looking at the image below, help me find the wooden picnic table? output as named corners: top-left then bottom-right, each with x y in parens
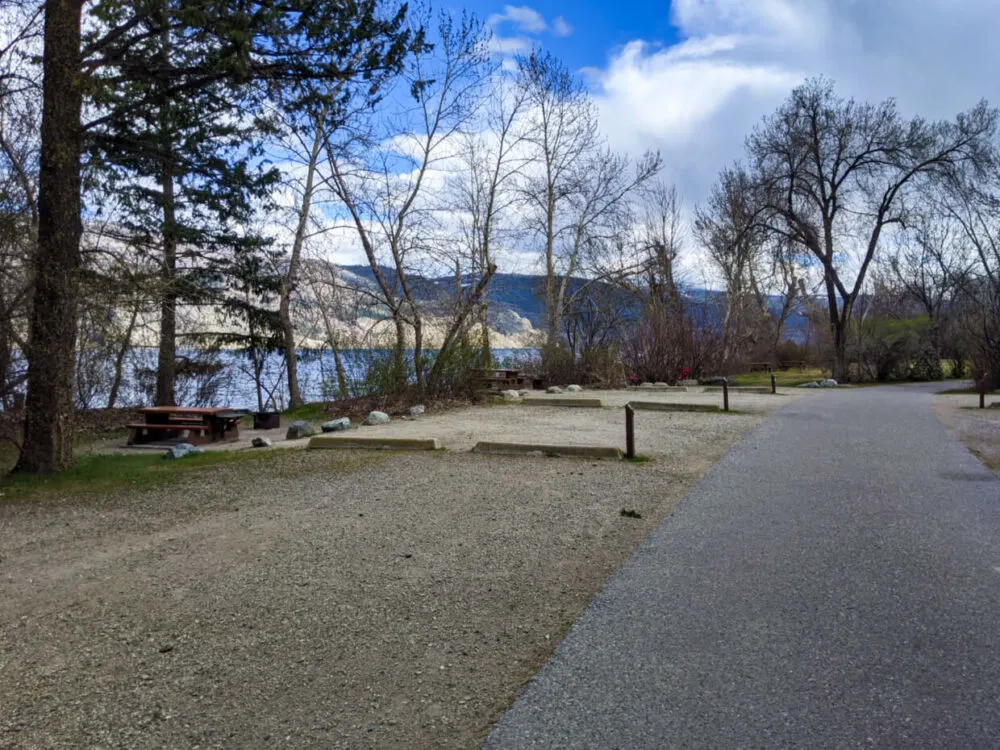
top-left (473, 368), bottom-right (531, 392)
top-left (127, 406), bottom-right (247, 446)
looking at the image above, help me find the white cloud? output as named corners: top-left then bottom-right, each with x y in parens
top-left (488, 5), bottom-right (548, 34)
top-left (488, 35), bottom-right (532, 55)
top-left (552, 17), bottom-right (574, 37)
top-left (590, 0), bottom-right (1000, 211)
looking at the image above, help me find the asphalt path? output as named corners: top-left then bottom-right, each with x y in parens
top-left (487, 384), bottom-right (1000, 748)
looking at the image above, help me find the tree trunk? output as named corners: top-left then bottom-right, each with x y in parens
top-left (154, 22), bottom-right (177, 407)
top-left (332, 345), bottom-right (349, 400)
top-left (392, 314), bottom-right (407, 392)
top-left (16, 0), bottom-right (85, 474)
top-left (279, 113), bottom-right (326, 408)
top-left (155, 163), bottom-right (178, 406)
top-left (107, 303), bottom-right (139, 409)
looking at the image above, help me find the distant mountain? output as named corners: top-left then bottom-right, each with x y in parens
top-left (338, 265), bottom-right (812, 344)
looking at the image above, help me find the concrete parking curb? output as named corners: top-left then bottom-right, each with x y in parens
top-left (471, 441), bottom-right (622, 459)
top-left (522, 398), bottom-right (604, 408)
top-left (628, 402), bottom-right (721, 413)
top-left (308, 436), bottom-right (442, 451)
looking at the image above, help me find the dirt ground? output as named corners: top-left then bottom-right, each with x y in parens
top-left (3, 390), bottom-right (810, 749)
top-left (933, 393), bottom-right (1000, 470)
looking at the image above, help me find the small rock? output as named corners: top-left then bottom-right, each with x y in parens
top-left (518, 389), bottom-right (531, 396)
top-left (158, 644), bottom-right (174, 653)
top-left (802, 381), bottom-right (821, 389)
top-left (286, 420), bottom-right (317, 440)
top-left (502, 390), bottom-right (521, 401)
top-left (363, 411), bottom-right (391, 426)
top-left (409, 405), bottom-right (426, 416)
top-left (820, 379), bottom-right (840, 388)
top-left (251, 437), bottom-right (272, 448)
top-left (321, 417), bottom-right (351, 433)
top-left (546, 386), bottom-right (563, 394)
top-left (638, 382), bottom-right (654, 388)
top-left (566, 385), bottom-right (583, 393)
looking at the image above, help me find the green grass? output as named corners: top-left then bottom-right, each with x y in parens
top-left (728, 368), bottom-right (830, 389)
top-left (282, 402), bottom-right (331, 422)
top-left (624, 454), bottom-right (651, 464)
top-left (0, 449), bottom-right (287, 504)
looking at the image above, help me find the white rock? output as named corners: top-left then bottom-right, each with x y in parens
top-left (546, 386), bottom-right (564, 394)
top-left (321, 418), bottom-right (351, 432)
top-left (821, 379), bottom-right (840, 388)
top-left (409, 405), bottom-right (426, 416)
top-left (502, 390), bottom-right (521, 401)
top-left (566, 385), bottom-right (583, 393)
top-left (363, 411), bottom-right (391, 426)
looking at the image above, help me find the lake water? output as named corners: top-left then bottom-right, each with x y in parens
top-left (72, 347), bottom-right (540, 411)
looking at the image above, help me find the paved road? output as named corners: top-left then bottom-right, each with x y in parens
top-left (487, 384), bottom-right (1000, 748)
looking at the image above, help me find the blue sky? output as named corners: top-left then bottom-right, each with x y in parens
top-left (464, 0), bottom-right (681, 70)
top-left (452, 0), bottom-right (1000, 215)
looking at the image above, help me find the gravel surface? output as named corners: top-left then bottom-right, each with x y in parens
top-left (1, 400), bottom-right (787, 749)
top-left (933, 390), bottom-right (1000, 469)
top-left (488, 383), bottom-right (1000, 748)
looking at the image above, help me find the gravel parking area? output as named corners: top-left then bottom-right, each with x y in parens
top-left (933, 393), bottom-right (1000, 469)
top-left (2, 394), bottom-right (803, 748)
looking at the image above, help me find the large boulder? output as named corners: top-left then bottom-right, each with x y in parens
top-left (321, 417), bottom-right (351, 433)
top-left (163, 442), bottom-right (205, 460)
top-left (820, 379), bottom-right (840, 388)
top-left (546, 386), bottom-right (564, 394)
top-left (364, 411), bottom-right (391, 426)
top-left (286, 420), bottom-right (317, 440)
top-left (501, 390), bottom-right (521, 401)
top-left (566, 384), bottom-right (583, 393)
top-left (409, 405), bottom-right (426, 416)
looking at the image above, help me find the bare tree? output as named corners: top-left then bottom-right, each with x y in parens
top-left (695, 167), bottom-right (772, 371)
top-left (326, 11), bottom-right (489, 391)
top-left (745, 77), bottom-right (996, 380)
top-left (431, 69), bottom-right (530, 388)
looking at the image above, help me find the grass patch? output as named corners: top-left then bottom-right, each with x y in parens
top-left (0, 449), bottom-right (287, 504)
top-left (625, 454), bottom-right (651, 463)
top-left (728, 368), bottom-right (830, 389)
top-left (282, 402), bottom-right (332, 423)
top-left (938, 387), bottom-right (984, 395)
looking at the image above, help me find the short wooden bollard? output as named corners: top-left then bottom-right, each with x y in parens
top-left (722, 379), bottom-right (730, 412)
top-left (625, 404), bottom-right (636, 459)
top-left (771, 373), bottom-right (777, 395)
top-left (981, 374), bottom-right (988, 409)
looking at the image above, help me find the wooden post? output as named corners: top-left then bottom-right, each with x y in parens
top-left (723, 379), bottom-right (730, 412)
top-left (770, 373), bottom-right (777, 395)
top-left (981, 372), bottom-right (989, 409)
top-left (625, 404), bottom-right (635, 459)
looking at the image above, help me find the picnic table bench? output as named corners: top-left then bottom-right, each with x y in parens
top-left (748, 362), bottom-right (773, 373)
top-left (126, 406), bottom-right (247, 446)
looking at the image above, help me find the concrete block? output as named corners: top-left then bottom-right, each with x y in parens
top-left (472, 441), bottom-right (622, 459)
top-left (308, 436), bottom-right (441, 451)
top-left (628, 402), bottom-right (721, 413)
top-left (522, 398), bottom-right (604, 408)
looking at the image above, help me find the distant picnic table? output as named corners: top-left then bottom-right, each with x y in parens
top-left (127, 406), bottom-right (247, 446)
top-left (474, 368), bottom-right (536, 392)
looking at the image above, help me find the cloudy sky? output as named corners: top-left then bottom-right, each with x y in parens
top-left (472, 0), bottom-right (1000, 205)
